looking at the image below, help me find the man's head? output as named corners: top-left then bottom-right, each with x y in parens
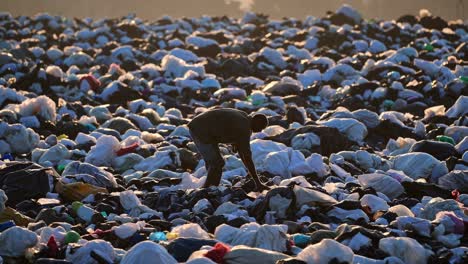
top-left (251, 114), bottom-right (268, 132)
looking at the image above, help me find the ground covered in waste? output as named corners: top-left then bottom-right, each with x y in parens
top-left (0, 4), bottom-right (467, 264)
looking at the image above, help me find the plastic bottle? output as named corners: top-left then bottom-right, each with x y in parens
top-left (72, 201), bottom-right (95, 223)
top-left (64, 231), bottom-right (81, 244)
top-left (423, 44), bottom-right (434, 52)
top-left (292, 234), bottom-right (311, 248)
top-left (461, 76), bottom-right (468, 84)
top-left (85, 124), bottom-right (97, 132)
top-left (165, 232), bottom-right (178, 240)
top-left (382, 100), bottom-right (394, 110)
top-left (149, 231), bottom-right (167, 242)
top-left (436, 135), bottom-right (455, 145)
top-left (57, 165), bottom-right (66, 173)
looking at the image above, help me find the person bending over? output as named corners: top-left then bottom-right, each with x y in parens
top-left (188, 108), bottom-right (269, 191)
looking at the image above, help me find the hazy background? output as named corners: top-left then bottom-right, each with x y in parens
top-left (1, 0), bottom-right (467, 21)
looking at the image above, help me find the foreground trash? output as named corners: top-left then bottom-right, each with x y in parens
top-left (0, 4), bottom-right (467, 264)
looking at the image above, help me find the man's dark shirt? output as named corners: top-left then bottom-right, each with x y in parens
top-left (188, 108), bottom-right (252, 154)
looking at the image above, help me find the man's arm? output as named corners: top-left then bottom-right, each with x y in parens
top-left (237, 141), bottom-right (268, 191)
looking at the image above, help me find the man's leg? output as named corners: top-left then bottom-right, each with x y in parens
top-left (190, 131), bottom-right (225, 187)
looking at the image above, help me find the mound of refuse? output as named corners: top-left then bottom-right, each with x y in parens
top-left (0, 5), bottom-right (467, 264)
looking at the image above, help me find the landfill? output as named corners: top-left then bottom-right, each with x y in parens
top-left (0, 4), bottom-right (467, 264)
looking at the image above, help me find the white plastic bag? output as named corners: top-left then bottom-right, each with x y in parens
top-left (379, 237), bottom-right (432, 264)
top-left (85, 135), bottom-right (120, 167)
top-left (297, 239), bottom-right (354, 264)
top-left (294, 185), bottom-right (337, 207)
top-left (318, 118), bottom-right (368, 142)
top-left (0, 227), bottom-right (38, 257)
top-left (172, 223), bottom-right (210, 239)
top-left (121, 241), bottom-right (177, 264)
top-left (224, 245), bottom-right (289, 264)
top-left (358, 173), bottom-right (404, 200)
top-left (119, 190), bottom-right (142, 211)
top-left (291, 133), bottom-right (320, 150)
top-left (391, 152), bottom-right (448, 180)
top-left (445, 96), bottom-right (467, 118)
top-left (66, 240), bottom-right (116, 264)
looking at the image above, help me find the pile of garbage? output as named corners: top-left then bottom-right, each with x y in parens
top-left (0, 4), bottom-right (467, 264)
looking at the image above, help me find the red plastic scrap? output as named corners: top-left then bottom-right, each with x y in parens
top-left (91, 228), bottom-right (113, 239)
top-left (80, 74), bottom-right (101, 91)
top-left (47, 235), bottom-right (59, 258)
top-left (203, 242), bottom-right (231, 264)
top-left (116, 142), bottom-right (139, 156)
top-left (452, 189), bottom-right (460, 202)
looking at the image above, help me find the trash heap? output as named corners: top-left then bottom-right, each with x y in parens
top-left (0, 5), bottom-right (467, 264)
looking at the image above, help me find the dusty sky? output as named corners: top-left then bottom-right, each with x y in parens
top-left (0, 0), bottom-right (467, 21)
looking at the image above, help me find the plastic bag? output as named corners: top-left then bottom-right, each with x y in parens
top-left (379, 237), bottom-right (432, 264)
top-left (62, 161), bottom-right (117, 188)
top-left (294, 185), bottom-right (337, 207)
top-left (113, 222), bottom-right (144, 239)
top-left (305, 154), bottom-right (329, 177)
top-left (383, 137), bottom-right (416, 156)
top-left (352, 109), bottom-right (380, 129)
top-left (297, 239), bottom-right (354, 264)
top-left (0, 226), bottom-right (38, 257)
top-left (264, 150), bottom-right (291, 178)
top-left (39, 226), bottom-right (67, 245)
top-left (84, 135), bottom-right (120, 167)
top-left (2, 124), bottom-right (40, 154)
top-left (37, 143), bottom-right (72, 166)
top-left (214, 202), bottom-right (241, 216)
top-left (419, 198), bottom-right (464, 221)
top-left (224, 245), bottom-right (289, 264)
top-left (360, 194), bottom-right (389, 213)
top-left (0, 161), bottom-right (57, 206)
top-left (214, 224), bottom-right (240, 245)
top-left (250, 139), bottom-right (287, 170)
top-left (358, 173), bottom-right (404, 200)
top-left (291, 133), bottom-right (320, 150)
top-left (134, 150), bottom-right (178, 171)
top-left (254, 225), bottom-right (288, 252)
top-left (280, 176), bottom-right (312, 188)
top-left (433, 211), bottom-right (465, 235)
top-left (167, 238), bottom-right (218, 262)
top-left (455, 136), bottom-right (468, 154)
top-left (445, 126), bottom-right (468, 144)
top-left (260, 48), bottom-right (288, 69)
top-left (175, 173), bottom-right (206, 190)
top-left (66, 240), bottom-right (116, 264)
top-left (318, 118), bottom-right (368, 142)
top-left (445, 96), bottom-right (467, 118)
top-left (119, 190), bottom-right (142, 211)
top-left (391, 153), bottom-right (448, 181)
top-left (13, 95), bottom-right (56, 122)
top-left (394, 216), bottom-right (432, 237)
top-left (438, 170), bottom-right (468, 193)
top-left (262, 126), bottom-right (287, 137)
top-left (172, 223), bottom-right (211, 239)
top-left (327, 207), bottom-right (369, 222)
